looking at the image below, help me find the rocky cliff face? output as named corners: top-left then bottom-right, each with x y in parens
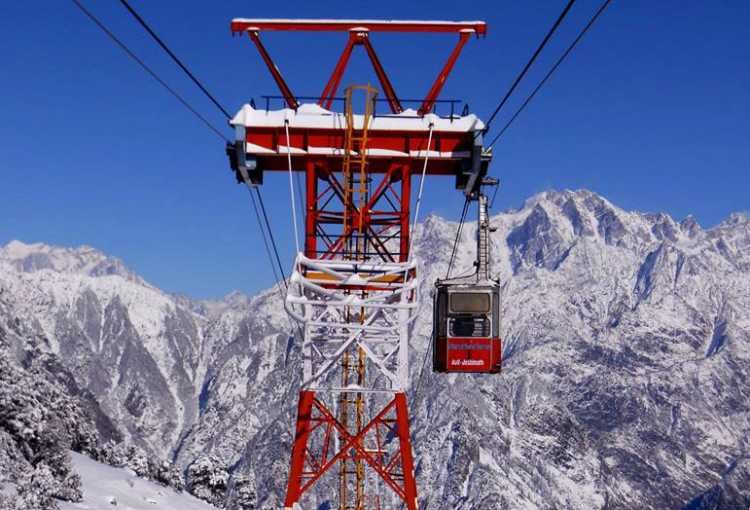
top-left (1, 189), bottom-right (748, 509)
top-left (0, 241), bottom-right (202, 457)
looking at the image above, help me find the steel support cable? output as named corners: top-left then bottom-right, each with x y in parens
top-left (253, 187), bottom-right (306, 372)
top-left (489, 182), bottom-right (500, 209)
top-left (71, 0), bottom-right (229, 143)
top-left (400, 123), bottom-right (433, 402)
top-left (252, 185), bottom-right (305, 369)
top-left (244, 183), bottom-right (304, 404)
top-left (252, 186), bottom-right (306, 418)
top-left (399, 125), bottom-right (436, 403)
top-left (412, 326), bottom-right (435, 403)
top-left (413, 195), bottom-right (468, 401)
top-left (284, 120), bottom-right (302, 254)
top-left (446, 197), bottom-right (470, 279)
top-left (244, 185), bottom-right (285, 298)
top-left (482, 0), bottom-right (576, 136)
top-left (118, 0), bottom-right (233, 120)
top-left (254, 185), bottom-right (305, 346)
top-left (254, 187), bottom-right (290, 290)
top-left (294, 171), bottom-right (306, 247)
top-left (242, 188), bottom-right (302, 450)
top-left (408, 124), bottom-right (435, 256)
top-left (487, 0), bottom-right (613, 149)
top-left (242, 183), bottom-right (307, 443)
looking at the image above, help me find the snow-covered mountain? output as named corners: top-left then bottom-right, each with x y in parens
top-left (1, 189), bottom-right (748, 509)
top-left (0, 241), bottom-right (144, 284)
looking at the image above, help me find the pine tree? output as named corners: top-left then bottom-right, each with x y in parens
top-left (187, 455), bottom-right (228, 506)
top-left (0, 349), bottom-right (94, 507)
top-left (229, 472), bottom-right (257, 510)
top-left (124, 445), bottom-right (150, 478)
top-left (151, 459), bottom-right (184, 492)
top-left (98, 440), bottom-right (127, 467)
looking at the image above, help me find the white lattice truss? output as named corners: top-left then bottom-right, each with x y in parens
top-left (285, 254), bottom-right (420, 393)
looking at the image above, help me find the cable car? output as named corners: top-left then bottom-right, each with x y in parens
top-left (433, 192), bottom-right (502, 373)
top-left (432, 279), bottom-right (501, 373)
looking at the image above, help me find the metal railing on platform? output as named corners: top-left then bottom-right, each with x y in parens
top-left (252, 95), bottom-right (469, 120)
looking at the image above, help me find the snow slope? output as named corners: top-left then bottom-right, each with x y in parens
top-left (59, 452), bottom-right (215, 510)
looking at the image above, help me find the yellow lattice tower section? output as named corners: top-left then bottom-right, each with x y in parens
top-left (339, 84), bottom-right (377, 510)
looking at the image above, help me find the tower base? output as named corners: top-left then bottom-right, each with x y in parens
top-left (284, 390), bottom-right (418, 509)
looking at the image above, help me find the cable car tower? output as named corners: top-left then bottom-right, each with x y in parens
top-left (227, 18), bottom-right (491, 509)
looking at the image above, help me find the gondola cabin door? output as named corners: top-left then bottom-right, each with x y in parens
top-left (433, 283), bottom-right (501, 373)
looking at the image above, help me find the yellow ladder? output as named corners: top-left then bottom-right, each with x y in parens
top-left (340, 84), bottom-right (377, 510)
top-left (342, 84), bottom-right (377, 262)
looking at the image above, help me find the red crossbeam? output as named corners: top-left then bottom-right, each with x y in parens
top-left (234, 18), bottom-right (485, 119)
top-left (246, 32), bottom-right (298, 109)
top-left (231, 19), bottom-right (487, 35)
top-left (360, 36), bottom-right (402, 113)
top-left (419, 31), bottom-right (471, 115)
top-left (319, 34), bottom-right (357, 110)
top-left (319, 31), bottom-right (402, 113)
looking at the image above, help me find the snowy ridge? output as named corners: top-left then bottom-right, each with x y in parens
top-left (0, 240), bottom-right (145, 284)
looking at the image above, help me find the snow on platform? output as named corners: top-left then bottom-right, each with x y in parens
top-left (59, 452), bottom-right (215, 510)
top-left (231, 103), bottom-right (485, 132)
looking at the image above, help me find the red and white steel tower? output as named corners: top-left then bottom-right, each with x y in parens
top-left (227, 18), bottom-right (490, 509)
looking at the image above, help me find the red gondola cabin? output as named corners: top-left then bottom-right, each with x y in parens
top-left (432, 280), bottom-right (501, 373)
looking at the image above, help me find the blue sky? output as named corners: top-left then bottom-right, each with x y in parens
top-left (1, 1), bottom-right (748, 298)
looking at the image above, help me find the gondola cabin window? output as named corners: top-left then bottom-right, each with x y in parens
top-left (450, 292), bottom-right (490, 313)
